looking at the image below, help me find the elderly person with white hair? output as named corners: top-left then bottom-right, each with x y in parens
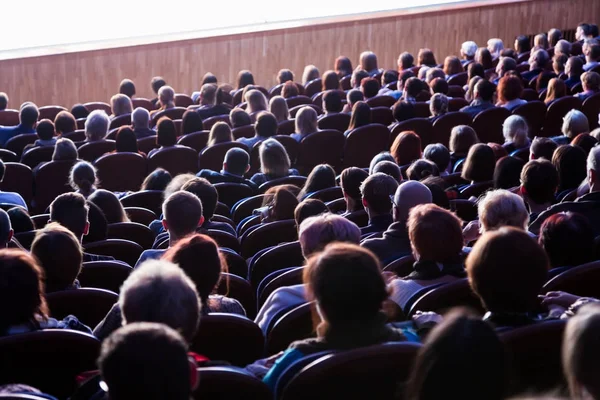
top-left (84, 110), bottom-right (110, 142)
top-left (550, 109), bottom-right (590, 145)
top-left (487, 38), bottom-right (504, 58)
top-left (110, 94), bottom-right (133, 119)
top-left (502, 115), bottom-right (530, 153)
top-left (254, 213), bottom-right (361, 333)
top-left (131, 107), bottom-right (155, 139)
top-left (460, 41), bottom-right (478, 66)
top-left (575, 145), bottom-right (600, 203)
top-left (151, 85), bottom-right (175, 117)
top-left (554, 39), bottom-right (572, 57)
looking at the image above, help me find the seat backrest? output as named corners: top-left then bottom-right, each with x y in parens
top-left (267, 301), bottom-right (314, 355)
top-left (472, 107), bottom-right (511, 144)
top-left (78, 260), bottom-right (132, 293)
top-left (296, 130), bottom-right (345, 174)
top-left (258, 176), bottom-right (307, 193)
top-left (214, 182), bottom-right (257, 208)
top-left (0, 330), bottom-right (100, 398)
top-left (543, 97), bottom-right (582, 137)
top-left (273, 135), bottom-right (300, 165)
top-left (0, 149), bottom-right (17, 162)
top-left (431, 112), bottom-right (472, 147)
top-left (447, 71), bottom-right (468, 86)
top-left (344, 209), bottom-right (369, 227)
top-left (414, 102), bottom-right (431, 118)
top-left (6, 134), bottom-right (38, 157)
top-left (317, 113), bottom-right (350, 132)
top-left (216, 272), bottom-right (256, 318)
top-left (232, 125), bottom-right (256, 140)
top-left (177, 130), bottom-right (209, 152)
top-left (205, 229), bottom-right (240, 253)
top-left (137, 136), bottom-right (158, 154)
top-left (83, 102), bottom-right (111, 114)
top-left (304, 79), bottom-right (322, 98)
top-left (365, 96), bottom-right (395, 108)
top-left (305, 186), bottom-right (343, 202)
top-left (241, 219), bottom-right (298, 259)
top-left (521, 88), bottom-right (539, 101)
top-left (383, 254), bottom-right (415, 277)
top-left (249, 241), bottom-right (304, 289)
top-left (20, 146), bottom-right (54, 169)
top-left (148, 146), bottom-right (199, 176)
top-left (94, 152), bottom-right (147, 192)
top-left (231, 194), bottom-right (265, 225)
top-left (448, 98), bottom-right (469, 112)
top-left (447, 85), bottom-right (466, 98)
top-left (107, 222), bottom-right (155, 249)
top-left (280, 342), bottom-right (422, 400)
top-left (583, 92), bottom-right (600, 130)
top-left (198, 142), bottom-right (249, 172)
top-left (449, 198), bottom-right (478, 221)
top-left (259, 266), bottom-right (306, 312)
top-left (511, 100), bottom-right (547, 138)
top-left (46, 287), bottom-right (119, 327)
top-left (343, 124), bottom-right (390, 168)
top-left (193, 366), bottom-right (271, 400)
top-left (120, 190), bottom-right (163, 216)
top-left (286, 95), bottom-right (314, 109)
top-left (390, 118), bottom-right (433, 146)
top-left (175, 93), bottom-right (194, 108)
top-left (408, 278), bottom-right (483, 317)
top-left (370, 106), bottom-right (394, 126)
top-left (109, 113), bottom-right (131, 130)
top-left (63, 130), bottom-right (87, 142)
top-left (38, 105), bottom-right (67, 121)
top-left (124, 206), bottom-right (156, 226)
top-left (77, 140), bottom-right (116, 163)
top-left (33, 160), bottom-right (76, 213)
top-left (83, 238), bottom-right (143, 267)
top-left (340, 75), bottom-right (352, 90)
top-left (191, 313), bottom-right (264, 366)
top-left (150, 107), bottom-right (187, 127)
top-left (543, 260), bottom-right (600, 298)
top-left (131, 98), bottom-right (155, 111)
top-left (0, 109), bottom-right (19, 126)
top-left (459, 180), bottom-right (494, 199)
top-left (278, 119), bottom-right (296, 135)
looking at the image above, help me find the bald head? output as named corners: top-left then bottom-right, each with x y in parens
top-left (132, 107), bottom-right (150, 130)
top-left (392, 181), bottom-right (433, 223)
top-left (0, 209), bottom-right (13, 247)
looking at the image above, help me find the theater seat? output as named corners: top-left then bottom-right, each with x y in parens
top-left (266, 301), bottom-right (314, 355)
top-left (78, 140), bottom-right (116, 163)
top-left (258, 176), bottom-right (307, 193)
top-left (216, 272), bottom-right (256, 318)
top-left (109, 113), bottom-right (131, 130)
top-left (1, 162), bottom-right (33, 206)
top-left (232, 125), bottom-right (255, 140)
top-left (21, 146), bottom-right (54, 169)
top-left (148, 146), bottom-right (199, 176)
top-left (296, 130), bottom-right (345, 174)
top-left (257, 266), bottom-right (305, 310)
top-left (38, 105), bottom-right (67, 121)
top-left (150, 107), bottom-right (187, 127)
top-left (120, 190), bottom-right (163, 216)
top-left (304, 187), bottom-right (343, 203)
top-left (431, 112), bottom-right (472, 148)
top-left (390, 118), bottom-right (433, 147)
top-left (0, 109), bottom-right (19, 126)
top-left (175, 94), bottom-right (194, 108)
top-left (137, 136), bottom-right (158, 154)
top-left (33, 160), bottom-right (76, 214)
top-left (511, 101), bottom-right (546, 138)
top-left (192, 366), bottom-right (271, 400)
top-left (177, 131), bottom-right (209, 152)
top-left (83, 102), bottom-right (111, 114)
top-left (46, 287), bottom-right (118, 328)
top-left (249, 241), bottom-right (304, 289)
top-left (84, 238), bottom-right (143, 267)
top-left (231, 194), bottom-right (266, 225)
top-left (543, 260), bottom-right (600, 298)
top-left (278, 119), bottom-right (296, 135)
top-left (131, 98), bottom-right (155, 112)
top-left (343, 124), bottom-right (390, 169)
top-left (214, 183), bottom-right (257, 208)
top-left (107, 222), bottom-right (155, 249)
top-left (366, 96), bottom-right (395, 108)
top-left (94, 152), bottom-right (147, 192)
top-left (318, 113), bottom-right (350, 132)
top-left (241, 219), bottom-right (299, 259)
top-left (407, 278), bottom-right (483, 317)
top-left (199, 142), bottom-right (249, 172)
top-left (542, 97), bottom-right (582, 137)
top-left (5, 134), bottom-right (38, 157)
top-left (383, 255), bottom-right (415, 278)
top-left (78, 260), bottom-right (132, 293)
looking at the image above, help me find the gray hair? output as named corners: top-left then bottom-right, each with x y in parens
top-left (295, 106), bottom-right (318, 135)
top-left (503, 115), bottom-right (529, 147)
top-left (302, 65), bottom-right (320, 85)
top-left (461, 41), bottom-right (478, 57)
top-left (132, 107), bottom-right (150, 129)
top-left (586, 145), bottom-right (600, 174)
top-left (52, 138), bottom-right (78, 161)
top-left (110, 94), bottom-right (133, 117)
top-left (430, 93), bottom-right (449, 116)
top-left (562, 109), bottom-right (590, 139)
top-left (487, 38), bottom-right (504, 56)
top-left (478, 189), bottom-right (529, 232)
top-left (120, 259), bottom-right (201, 343)
top-left (84, 110), bottom-right (110, 141)
top-left (299, 213), bottom-right (361, 257)
top-left (555, 39), bottom-right (572, 56)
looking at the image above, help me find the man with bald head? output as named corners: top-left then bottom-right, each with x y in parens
top-left (0, 209), bottom-right (13, 248)
top-left (197, 147), bottom-right (258, 190)
top-left (131, 107), bottom-right (155, 139)
top-left (361, 181), bottom-right (432, 264)
top-left (0, 103), bottom-right (38, 147)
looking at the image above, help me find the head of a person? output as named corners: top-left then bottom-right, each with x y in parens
top-left (114, 127), bottom-right (138, 153)
top-left (503, 115), bottom-right (529, 148)
top-left (467, 62), bottom-right (485, 82)
top-left (548, 28), bottom-right (562, 47)
top-left (562, 110), bottom-right (590, 139)
top-left (348, 101), bottom-right (371, 131)
top-left (520, 159), bottom-right (558, 206)
top-left (497, 75), bottom-right (523, 103)
top-left (530, 49), bottom-right (551, 71)
top-left (418, 48), bottom-right (437, 67)
top-left (84, 109), bottom-right (110, 141)
top-left (207, 122), bottom-right (233, 147)
top-left (199, 84), bottom-right (217, 106)
top-left (163, 174), bottom-right (196, 201)
top-left (493, 156), bottom-right (525, 189)
top-left (586, 145), bottom-right (600, 190)
top-left (335, 56), bottom-right (353, 76)
top-left (465, 76), bottom-right (483, 101)
top-left (221, 147), bottom-right (250, 177)
top-left (496, 56), bottom-right (517, 78)
top-left (514, 35), bottom-right (531, 54)
top-left (180, 177), bottom-right (217, 221)
top-left (449, 125), bottom-right (479, 155)
top-left (245, 89), bottom-right (269, 114)
top-left (98, 322), bottom-right (192, 400)
top-left (0, 92), bottom-right (8, 110)
top-left (552, 144), bottom-right (587, 191)
top-left (460, 41), bottom-right (478, 60)
top-left (396, 52), bottom-right (414, 71)
top-left (7, 207), bottom-right (33, 234)
top-left (403, 77), bottom-right (424, 100)
top-left (372, 161), bottom-right (402, 183)
top-left (0, 250), bottom-right (48, 334)
top-left (0, 209), bottom-right (13, 248)
top-left (478, 189), bottom-right (529, 233)
top-left (360, 77), bottom-right (380, 99)
top-left (582, 71), bottom-right (600, 92)
top-left (392, 100), bottom-right (416, 123)
top-left (151, 76), bottom-right (167, 95)
top-left (162, 191), bottom-right (204, 240)
top-left (429, 93), bottom-right (449, 117)
top-left (202, 73), bottom-right (217, 85)
top-left (573, 133), bottom-right (598, 156)
top-left (298, 214), bottom-right (361, 258)
top-left (294, 199), bottom-right (329, 227)
top-left (262, 186), bottom-right (299, 222)
top-left (302, 65), bottom-right (320, 85)
top-left (566, 56), bottom-right (585, 79)
top-left (111, 94), bottom-right (133, 117)
top-left (390, 180), bottom-right (432, 224)
top-left (553, 53), bottom-right (569, 76)
top-left (277, 69), bottom-right (294, 84)
top-left (423, 143), bottom-right (450, 173)
top-left (360, 172), bottom-right (399, 217)
top-left (473, 81), bottom-right (495, 105)
top-left (357, 51), bottom-right (377, 73)
top-left (181, 110), bottom-right (203, 135)
top-left (237, 70), bottom-right (254, 89)
top-left (131, 107), bottom-right (150, 131)
top-left (31, 223), bottom-right (82, 293)
top-left (577, 23), bottom-right (592, 41)
top-left (406, 159), bottom-right (439, 181)
top-left (71, 104), bottom-right (89, 120)
top-left (382, 69), bottom-right (399, 87)
top-left (259, 138), bottom-right (291, 178)
top-left (429, 78), bottom-right (449, 95)
top-left (346, 89), bottom-right (364, 109)
top-left (269, 96), bottom-right (289, 122)
top-left (487, 38), bottom-right (504, 56)
top-left (53, 111), bottom-right (77, 135)
top-left (322, 90), bottom-right (343, 114)
top-left (410, 202), bottom-right (463, 264)
top-left (295, 106), bottom-right (318, 135)
top-left (229, 108), bottom-right (252, 128)
top-left (443, 56), bottom-right (464, 77)
top-left (156, 117), bottom-right (177, 147)
top-left (391, 131), bottom-right (422, 166)
top-left (398, 70), bottom-right (415, 90)
top-left (425, 68), bottom-right (445, 85)
top-left (475, 47), bottom-right (493, 68)
top-left (19, 103), bottom-right (39, 129)
top-left (88, 189), bottom-right (129, 224)
top-left (587, 44), bottom-right (600, 63)
top-left (141, 168), bottom-right (172, 191)
top-left (340, 167), bottom-right (369, 210)
top-left (158, 86), bottom-right (175, 108)
top-left (322, 70), bottom-right (340, 91)
top-left (554, 40), bottom-right (572, 58)
top-left (406, 309), bottom-right (505, 400)
top-left (351, 70), bottom-right (370, 89)
top-left (35, 119), bottom-right (55, 142)
top-left (530, 136), bottom-right (558, 160)
top-left (250, 112), bottom-right (276, 141)
top-left (545, 78), bottom-right (567, 104)
top-left (369, 152), bottom-right (396, 174)
top-left (216, 84), bottom-right (233, 106)
top-left (299, 164), bottom-right (336, 199)
top-left (52, 137), bottom-right (78, 161)
top-left (462, 144), bottom-right (496, 183)
top-left (69, 161), bottom-right (98, 196)
top-left (540, 212), bottom-right (594, 269)
top-left (467, 227), bottom-right (548, 313)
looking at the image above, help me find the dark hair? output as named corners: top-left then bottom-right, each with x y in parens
top-left (398, 70), bottom-right (415, 90)
top-left (237, 70), bottom-right (254, 90)
top-left (7, 207), bottom-right (33, 234)
top-left (382, 69), bottom-right (399, 85)
top-left (119, 79), bottom-right (136, 98)
top-left (162, 191), bottom-right (203, 237)
top-left (552, 144), bottom-right (587, 192)
top-left (398, 52), bottom-right (414, 70)
top-left (578, 23), bottom-right (592, 37)
top-left (360, 77), bottom-right (380, 99)
top-left (501, 49), bottom-right (518, 61)
top-left (536, 71), bottom-right (556, 92)
top-left (548, 29), bottom-right (562, 46)
top-left (572, 133), bottom-right (598, 156)
top-left (115, 127), bottom-right (139, 153)
top-left (475, 80), bottom-right (496, 102)
top-left (294, 199), bottom-right (329, 226)
top-left (0, 93), bottom-right (7, 110)
top-left (230, 108), bottom-right (252, 128)
top-left (347, 89), bottom-right (364, 105)
top-left (54, 111), bottom-right (77, 135)
top-left (404, 77), bottom-right (423, 99)
top-left (539, 212), bottom-right (595, 269)
top-left (70, 104), bottom-right (89, 119)
top-left (407, 159), bottom-right (440, 181)
top-left (20, 105), bottom-right (39, 128)
top-left (255, 111), bottom-right (278, 138)
top-left (98, 323), bottom-right (191, 400)
top-left (352, 70), bottom-right (370, 89)
top-left (360, 173), bottom-right (398, 215)
top-left (591, 24), bottom-right (600, 38)
top-left (467, 62), bottom-right (485, 81)
top-left (391, 131), bottom-right (422, 166)
top-left (530, 137), bottom-right (558, 160)
top-left (156, 117), bottom-right (177, 147)
top-left (568, 56), bottom-right (585, 77)
top-left (323, 90), bottom-right (343, 113)
top-left (520, 159), bottom-right (558, 205)
top-left (181, 177), bottom-right (218, 220)
top-left (334, 56), bottom-right (353, 77)
top-left (304, 243), bottom-right (387, 326)
top-left (372, 160), bottom-right (402, 182)
top-left (515, 35), bottom-right (531, 54)
top-left (423, 143), bottom-right (450, 173)
top-left (151, 76), bottom-right (167, 94)
top-left (475, 47), bottom-right (494, 69)
top-left (340, 167), bottom-right (369, 204)
top-left (299, 164), bottom-right (336, 199)
top-left (322, 70), bottom-right (340, 91)
top-left (277, 69), bottom-right (294, 84)
top-left (202, 73), bottom-right (218, 85)
top-left (281, 81), bottom-right (299, 98)
top-left (181, 110), bottom-right (203, 135)
top-left (493, 156), bottom-right (525, 189)
top-left (36, 119), bottom-right (55, 141)
top-left (141, 168), bottom-right (172, 191)
top-left (262, 186), bottom-right (299, 222)
top-left (391, 100), bottom-right (416, 123)
top-left (462, 144), bottom-right (496, 182)
top-left (223, 148), bottom-right (250, 176)
top-left (406, 310), bottom-right (505, 400)
top-left (348, 101), bottom-right (371, 131)
top-left (418, 49), bottom-right (437, 67)
top-left (467, 227), bottom-right (549, 313)
top-left (421, 176), bottom-right (450, 209)
top-left (430, 78), bottom-right (449, 95)
top-left (49, 192), bottom-right (89, 239)
top-left (88, 189), bottom-right (129, 224)
top-left (497, 75), bottom-right (523, 103)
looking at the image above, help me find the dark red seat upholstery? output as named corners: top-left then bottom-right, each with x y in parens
top-left (5, 134), bottom-right (38, 157)
top-left (383, 255), bottom-right (415, 278)
top-left (459, 180), bottom-right (494, 199)
top-left (267, 302), bottom-right (314, 355)
top-left (318, 113), bottom-right (350, 132)
top-left (543, 260), bottom-right (600, 298)
top-left (109, 113), bottom-right (131, 130)
top-left (414, 102), bottom-right (431, 118)
top-left (343, 124), bottom-right (390, 169)
top-left (272, 135), bottom-right (300, 165)
top-left (78, 260), bottom-right (132, 293)
top-left (258, 176), bottom-right (307, 193)
top-left (286, 96), bottom-right (313, 109)
top-left (232, 124), bottom-right (255, 140)
top-left (305, 186), bottom-right (343, 202)
top-left (202, 115), bottom-right (230, 130)
top-left (190, 314), bottom-right (264, 366)
top-left (38, 105), bottom-right (67, 120)
top-left (214, 182), bottom-right (257, 208)
top-left (304, 79), bottom-right (322, 98)
top-left (131, 98), bottom-right (155, 111)
top-left (472, 107), bottom-right (511, 144)
top-left (205, 229), bottom-right (240, 253)
top-left (148, 146), bottom-right (198, 176)
top-left (543, 97), bottom-right (582, 137)
top-left (231, 194), bottom-right (265, 225)
top-left (63, 130), bottom-right (87, 142)
top-left (370, 106), bottom-right (394, 126)
top-left (0, 110), bottom-right (19, 126)
top-left (390, 118), bottom-right (433, 146)
top-left (521, 88), bottom-right (539, 102)
top-left (583, 92), bottom-right (600, 130)
top-left (46, 288), bottom-right (118, 327)
top-left (20, 146), bottom-right (54, 169)
top-left (198, 142), bottom-right (248, 172)
top-left (78, 140), bottom-right (116, 163)
top-left (137, 136), bottom-right (158, 154)
top-left (511, 101), bottom-right (547, 138)
top-left (278, 119), bottom-right (296, 135)
top-left (220, 248), bottom-right (248, 279)
top-left (431, 112), bottom-right (472, 148)
top-left (94, 152), bottom-right (147, 192)
top-left (150, 107), bottom-right (187, 127)
top-left (0, 330), bottom-right (100, 398)
top-left (296, 130), bottom-right (345, 174)
top-left (175, 94), bottom-right (194, 108)
top-left (241, 219), bottom-right (298, 258)
top-left (365, 96), bottom-right (395, 108)
top-left (448, 98), bottom-right (469, 112)
top-left (83, 102), bottom-right (111, 114)
top-left (448, 72), bottom-right (468, 86)
top-left (447, 85), bottom-right (466, 99)
top-left (177, 131), bottom-right (209, 152)
top-left (216, 273), bottom-right (256, 318)
top-left (249, 241), bottom-right (304, 289)
top-left (120, 190), bottom-right (163, 216)
top-left (32, 160), bottom-right (75, 213)
top-left (192, 366), bottom-right (271, 400)
top-left (408, 278), bottom-right (483, 317)
top-left (83, 238), bottom-right (143, 266)
top-left (107, 222), bottom-right (155, 249)
top-left (258, 266), bottom-right (305, 310)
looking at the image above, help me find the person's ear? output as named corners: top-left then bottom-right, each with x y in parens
top-left (362, 198), bottom-right (368, 209)
top-left (590, 168), bottom-right (597, 185)
top-left (188, 356), bottom-right (199, 390)
top-left (520, 185), bottom-right (527, 197)
top-left (198, 216), bottom-right (205, 228)
top-left (7, 229), bottom-right (13, 243)
top-left (245, 164), bottom-right (251, 173)
top-left (222, 162), bottom-right (227, 171)
top-left (83, 221), bottom-right (90, 236)
top-left (162, 219), bottom-right (168, 231)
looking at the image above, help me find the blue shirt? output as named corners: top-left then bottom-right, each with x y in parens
top-left (0, 191), bottom-right (28, 210)
top-left (134, 249), bottom-right (166, 268)
top-left (0, 124), bottom-right (36, 147)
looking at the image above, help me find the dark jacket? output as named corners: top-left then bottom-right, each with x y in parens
top-left (360, 214), bottom-right (393, 236)
top-left (133, 127), bottom-right (156, 139)
top-left (460, 100), bottom-right (496, 119)
top-left (564, 76), bottom-right (581, 89)
top-left (361, 222), bottom-right (412, 265)
top-left (520, 68), bottom-right (543, 83)
top-left (197, 104), bottom-right (232, 120)
top-left (250, 169), bottom-right (300, 186)
top-left (198, 169), bottom-right (259, 191)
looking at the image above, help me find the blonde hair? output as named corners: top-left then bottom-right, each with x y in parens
top-left (478, 189), bottom-right (529, 233)
top-left (302, 65), bottom-right (320, 85)
top-left (158, 85), bottom-right (175, 109)
top-left (299, 214), bottom-right (361, 258)
top-left (295, 106), bottom-right (318, 135)
top-left (449, 125), bottom-right (479, 154)
top-left (110, 94), bottom-right (133, 117)
top-left (503, 115), bottom-right (529, 148)
top-left (208, 122), bottom-right (233, 147)
top-left (269, 96), bottom-right (289, 123)
top-left (245, 90), bottom-right (268, 114)
top-left (52, 138), bottom-right (78, 161)
top-left (259, 138), bottom-right (291, 177)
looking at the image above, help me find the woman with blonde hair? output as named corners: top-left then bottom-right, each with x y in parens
top-left (545, 78), bottom-right (567, 105)
top-left (291, 106), bottom-right (318, 142)
top-left (52, 138), bottom-right (78, 161)
top-left (269, 96), bottom-right (289, 123)
top-left (302, 65), bottom-right (320, 85)
top-left (207, 122), bottom-right (233, 147)
top-left (502, 115), bottom-right (530, 153)
top-left (245, 89), bottom-right (268, 117)
top-left (110, 94), bottom-right (133, 118)
top-left (250, 138), bottom-right (299, 186)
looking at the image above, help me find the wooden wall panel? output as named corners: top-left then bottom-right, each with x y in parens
top-left (0, 0), bottom-right (595, 109)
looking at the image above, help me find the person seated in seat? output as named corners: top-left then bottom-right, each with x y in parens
top-left (150, 85), bottom-right (175, 117)
top-left (391, 131), bottom-right (422, 167)
top-left (7, 207), bottom-right (34, 234)
top-left (69, 161), bottom-right (98, 198)
top-left (322, 70), bottom-right (340, 91)
top-left (148, 117), bottom-right (178, 158)
top-left (496, 76), bottom-right (526, 111)
top-left (321, 90), bottom-right (343, 115)
top-left (207, 122), bottom-right (233, 147)
top-left (237, 111), bottom-right (277, 149)
top-left (342, 89), bottom-right (364, 113)
top-left (197, 147), bottom-right (258, 190)
top-left (302, 65), bottom-right (320, 85)
top-left (460, 80), bottom-right (496, 118)
top-left (564, 56), bottom-right (585, 90)
top-left (552, 144), bottom-right (587, 195)
top-left (291, 107), bottom-right (318, 142)
top-left (141, 168), bottom-right (172, 191)
top-left (574, 71), bottom-right (600, 101)
top-left (258, 186), bottom-right (298, 223)
top-left (31, 223), bottom-right (82, 292)
top-left (339, 167), bottom-right (369, 216)
top-left (553, 109), bottom-right (589, 145)
top-left (429, 93), bottom-right (449, 123)
top-left (502, 115), bottom-right (530, 154)
top-left (50, 137), bottom-right (78, 163)
top-left (460, 41), bottom-right (478, 67)
top-left (0, 159), bottom-right (28, 209)
top-left (49, 193), bottom-right (115, 262)
top-left (71, 104), bottom-right (89, 120)
top-left (118, 78), bottom-right (136, 98)
top-left (110, 94), bottom-right (133, 119)
top-left (378, 69), bottom-right (400, 98)
top-left (443, 56), bottom-right (464, 78)
top-left (460, 143), bottom-right (495, 186)
top-left (269, 96), bottom-right (289, 123)
top-left (467, 227), bottom-right (549, 328)
top-left (362, 181), bottom-right (432, 265)
top-left (294, 199), bottom-right (328, 227)
top-left (429, 77), bottom-right (449, 96)
top-left (131, 107), bottom-right (155, 139)
top-left (344, 101), bottom-right (371, 136)
top-left (583, 43), bottom-right (600, 72)
top-left (0, 92), bottom-right (8, 111)
top-left (359, 173), bottom-right (398, 236)
top-left (0, 209), bottom-right (13, 248)
top-left (84, 109), bottom-right (110, 143)
top-left (406, 159), bottom-right (439, 182)
top-left (195, 83), bottom-right (230, 120)
top-left (54, 111), bottom-right (77, 137)
top-left (181, 110), bottom-right (203, 136)
top-left (0, 102), bottom-right (38, 147)
top-left (98, 323), bottom-right (195, 400)
top-left (423, 143), bottom-right (451, 175)
top-left (521, 49), bottom-right (550, 82)
top-left (297, 164), bottom-right (336, 200)
top-left (250, 139), bottom-right (300, 186)
top-left (88, 189), bottom-right (130, 224)
top-left (530, 136), bottom-right (557, 160)
top-left (262, 243), bottom-right (408, 389)
top-left (520, 159), bottom-right (559, 221)
top-left (245, 90), bottom-right (269, 121)
top-left (112, 126), bottom-right (146, 156)
top-left (30, 119), bottom-right (57, 149)
top-left (360, 77), bottom-right (380, 100)
top-left (487, 38), bottom-right (504, 59)
top-left (373, 160), bottom-right (403, 182)
top-left (335, 56), bottom-right (353, 78)
top-left (544, 77), bottom-right (567, 106)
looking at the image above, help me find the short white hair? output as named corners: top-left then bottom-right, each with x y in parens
top-left (555, 39), bottom-right (572, 55)
top-left (84, 110), bottom-right (110, 141)
top-left (562, 109), bottom-right (590, 139)
top-left (478, 189), bottom-right (529, 233)
top-left (587, 144), bottom-right (600, 173)
top-left (132, 107), bottom-right (150, 129)
top-left (503, 115), bottom-right (529, 146)
top-left (461, 41), bottom-right (478, 57)
top-left (487, 38), bottom-right (504, 54)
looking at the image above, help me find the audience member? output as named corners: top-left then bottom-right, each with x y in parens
top-left (583, 44), bottom-right (600, 71)
top-left (291, 106), bottom-right (318, 142)
top-left (84, 110), bottom-right (110, 142)
top-left (119, 79), bottom-right (136, 98)
top-left (88, 189), bottom-right (130, 224)
top-left (461, 144), bottom-right (496, 184)
top-left (460, 80), bottom-right (496, 118)
top-left (373, 161), bottom-right (402, 182)
top-left (530, 136), bottom-right (558, 160)
top-left (360, 173), bottom-right (398, 235)
top-left (502, 115), bottom-right (530, 153)
top-left (391, 131), bottom-right (422, 166)
top-left (294, 199), bottom-right (329, 227)
top-left (297, 164), bottom-right (336, 200)
top-left (322, 70), bottom-right (340, 91)
top-left (496, 76), bottom-right (526, 111)
top-left (429, 93), bottom-right (449, 122)
top-left (340, 167), bottom-right (369, 214)
top-left (250, 138), bottom-right (299, 186)
top-left (351, 69), bottom-right (370, 89)
top-left (345, 101), bottom-right (371, 135)
top-left (7, 207), bottom-right (33, 234)
top-left (487, 38), bottom-right (504, 58)
top-left (71, 104), bottom-right (89, 119)
top-left (475, 47), bottom-right (494, 69)
top-left (552, 144), bottom-right (587, 194)
top-left (152, 85), bottom-right (176, 116)
top-left (565, 56), bottom-right (585, 89)
top-left (520, 159), bottom-right (559, 220)
top-left (52, 137), bottom-right (78, 161)
top-left (238, 111), bottom-right (277, 149)
top-left (207, 122), bottom-right (233, 147)
top-left (131, 107), bottom-right (155, 139)
top-left (460, 41), bottom-right (478, 66)
top-left (269, 96), bottom-right (289, 122)
top-left (54, 111), bottom-right (77, 136)
top-left (181, 110), bottom-right (204, 135)
top-left (0, 160), bottom-right (27, 209)
top-left (259, 186), bottom-right (298, 223)
top-left (302, 65), bottom-right (320, 85)
top-left (418, 48), bottom-right (437, 67)
top-left (391, 100), bottom-right (416, 123)
top-left (0, 103), bottom-right (38, 147)
top-left (334, 56), bottom-right (353, 77)
top-left (406, 159), bottom-right (439, 181)
top-left (230, 108), bottom-right (252, 128)
top-left (281, 81), bottom-right (300, 99)
top-left (112, 126), bottom-right (144, 155)
top-left (449, 125), bottom-right (479, 163)
top-left (0, 210), bottom-right (13, 248)
top-left (236, 70), bottom-right (255, 90)
top-left (277, 69), bottom-right (294, 84)
top-left (198, 147), bottom-right (258, 190)
top-left (69, 161), bottom-right (98, 198)
top-left (322, 90), bottom-right (343, 114)
top-left (575, 71), bottom-right (600, 101)
top-left (141, 168), bottom-right (172, 191)
top-left (545, 78), bottom-right (567, 105)
top-left (0, 93), bottom-right (8, 111)
top-left (423, 143), bottom-right (451, 174)
top-left (572, 133), bottom-right (598, 156)
top-left (29, 119), bottom-right (56, 148)
top-left (148, 117), bottom-right (178, 157)
top-left (110, 94), bottom-right (133, 118)
top-left (150, 76), bottom-right (167, 106)
top-left (493, 156), bottom-right (525, 189)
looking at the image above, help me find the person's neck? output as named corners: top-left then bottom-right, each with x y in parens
top-left (528, 201), bottom-right (551, 215)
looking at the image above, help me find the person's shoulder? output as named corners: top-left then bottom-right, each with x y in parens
top-left (198, 169), bottom-right (221, 179)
